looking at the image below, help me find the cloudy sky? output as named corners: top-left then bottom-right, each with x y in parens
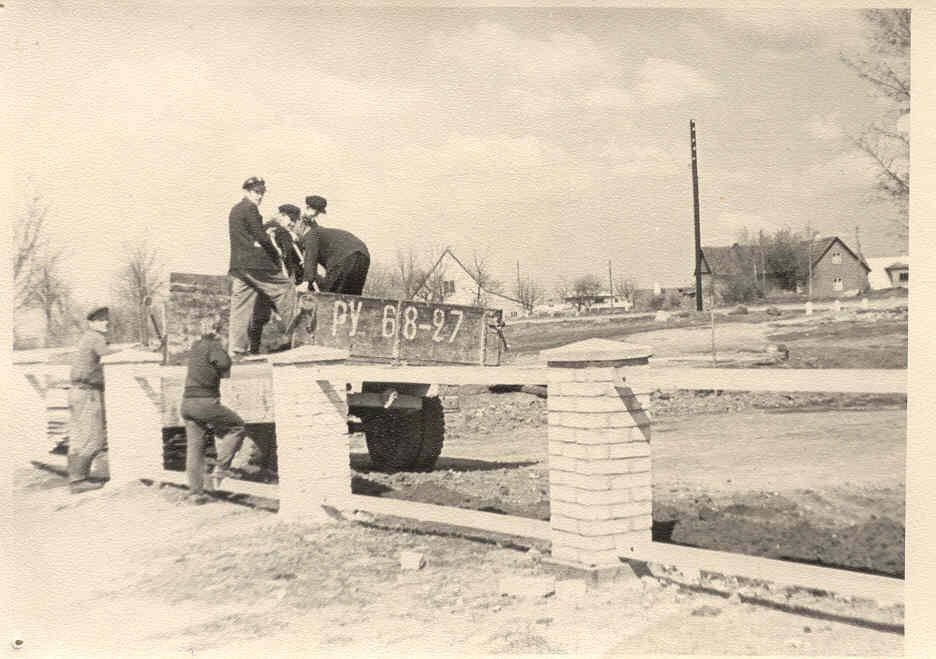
top-left (6, 4), bottom-right (909, 305)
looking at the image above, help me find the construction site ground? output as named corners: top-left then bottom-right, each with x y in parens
top-left (7, 303), bottom-right (908, 655)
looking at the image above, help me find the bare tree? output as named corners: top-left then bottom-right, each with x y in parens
top-left (843, 8), bottom-right (910, 242)
top-left (555, 277), bottom-right (570, 306)
top-left (13, 196), bottom-right (78, 347)
top-left (362, 260), bottom-right (398, 298)
top-left (570, 274), bottom-right (603, 312)
top-left (14, 196), bottom-right (52, 311)
top-left (466, 251), bottom-right (502, 307)
top-left (514, 276), bottom-right (545, 314)
top-left (395, 248), bottom-right (424, 300)
top-left (31, 256), bottom-right (78, 347)
top-left (612, 276), bottom-right (637, 309)
top-left (111, 241), bottom-right (167, 345)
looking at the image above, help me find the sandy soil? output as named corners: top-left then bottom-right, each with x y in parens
top-left (7, 306), bottom-right (906, 655)
top-left (7, 469), bottom-right (903, 657)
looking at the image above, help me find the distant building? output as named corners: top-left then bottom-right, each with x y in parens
top-left (414, 248), bottom-right (527, 319)
top-left (561, 290), bottom-right (633, 311)
top-left (700, 236), bottom-right (870, 299)
top-left (885, 262), bottom-right (909, 288)
top-left (866, 255), bottom-right (909, 289)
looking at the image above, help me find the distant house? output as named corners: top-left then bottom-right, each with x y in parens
top-left (561, 290), bottom-right (633, 311)
top-left (866, 255), bottom-right (909, 289)
top-left (700, 236), bottom-right (870, 299)
top-left (884, 262), bottom-right (909, 288)
top-left (414, 248), bottom-right (527, 319)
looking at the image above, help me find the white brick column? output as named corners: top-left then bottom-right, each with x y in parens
top-left (269, 346), bottom-right (351, 521)
top-left (101, 351), bottom-right (164, 487)
top-left (543, 339), bottom-right (653, 569)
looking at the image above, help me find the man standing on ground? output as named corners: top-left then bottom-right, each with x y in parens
top-left (68, 306), bottom-right (119, 494)
top-left (299, 194), bottom-right (370, 295)
top-left (228, 176), bottom-right (298, 356)
top-left (181, 318), bottom-right (246, 499)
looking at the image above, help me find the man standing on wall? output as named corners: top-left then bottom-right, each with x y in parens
top-left (299, 194), bottom-right (370, 295)
top-left (228, 177), bottom-right (298, 357)
top-left (67, 306), bottom-right (119, 494)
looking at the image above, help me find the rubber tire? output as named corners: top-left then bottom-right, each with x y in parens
top-left (411, 397), bottom-right (445, 472)
top-left (362, 398), bottom-right (445, 473)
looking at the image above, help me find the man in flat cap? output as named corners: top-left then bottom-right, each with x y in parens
top-left (299, 195), bottom-right (370, 295)
top-left (246, 203), bottom-right (306, 353)
top-left (228, 177), bottom-right (299, 357)
top-left (181, 317), bottom-right (246, 499)
top-left (67, 306), bottom-right (119, 493)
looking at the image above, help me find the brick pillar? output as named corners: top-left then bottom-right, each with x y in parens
top-left (269, 346), bottom-right (350, 521)
top-left (101, 350), bottom-right (164, 487)
top-left (543, 339), bottom-right (653, 569)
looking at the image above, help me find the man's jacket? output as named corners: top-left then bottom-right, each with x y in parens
top-left (228, 197), bottom-right (281, 274)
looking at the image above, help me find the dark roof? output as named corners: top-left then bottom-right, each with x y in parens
top-left (701, 236), bottom-right (870, 276)
top-left (884, 262), bottom-right (908, 272)
top-left (809, 236), bottom-right (871, 272)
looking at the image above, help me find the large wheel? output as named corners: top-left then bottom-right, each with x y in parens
top-left (411, 397), bottom-right (445, 472)
top-left (362, 397), bottom-right (445, 473)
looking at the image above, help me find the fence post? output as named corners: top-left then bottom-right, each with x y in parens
top-left (269, 346), bottom-right (351, 521)
top-left (101, 350), bottom-right (164, 487)
top-left (544, 338), bottom-right (653, 569)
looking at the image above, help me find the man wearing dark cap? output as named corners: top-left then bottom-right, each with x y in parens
top-left (300, 195), bottom-right (370, 295)
top-left (181, 317), bottom-right (246, 498)
top-left (67, 306), bottom-right (119, 493)
top-left (246, 203), bottom-right (306, 353)
top-left (228, 177), bottom-right (299, 356)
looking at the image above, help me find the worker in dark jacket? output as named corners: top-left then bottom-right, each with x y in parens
top-left (228, 176), bottom-right (298, 356)
top-left (299, 195), bottom-right (370, 295)
top-left (67, 306), bottom-right (120, 493)
top-left (247, 204), bottom-right (306, 353)
top-left (181, 318), bottom-right (246, 498)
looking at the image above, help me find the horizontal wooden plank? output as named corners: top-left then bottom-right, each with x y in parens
top-left (638, 367), bottom-right (906, 394)
top-left (309, 364), bottom-right (546, 386)
top-left (342, 494), bottom-right (551, 540)
top-left (636, 541), bottom-right (903, 606)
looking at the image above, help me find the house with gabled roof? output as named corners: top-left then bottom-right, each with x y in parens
top-left (414, 248), bottom-right (527, 318)
top-left (700, 236), bottom-right (870, 299)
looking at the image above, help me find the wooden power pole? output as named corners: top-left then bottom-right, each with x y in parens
top-left (690, 120), bottom-right (703, 311)
top-left (608, 260), bottom-right (614, 309)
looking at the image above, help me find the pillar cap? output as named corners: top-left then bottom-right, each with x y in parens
top-left (542, 338), bottom-right (652, 367)
top-left (269, 344), bottom-right (350, 366)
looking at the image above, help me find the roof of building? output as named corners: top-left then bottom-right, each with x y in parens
top-left (415, 248), bottom-right (524, 305)
top-left (701, 236), bottom-right (870, 276)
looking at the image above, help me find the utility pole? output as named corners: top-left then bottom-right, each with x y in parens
top-left (608, 260), bottom-right (614, 309)
top-left (690, 120), bottom-right (703, 312)
top-left (806, 221), bottom-right (814, 300)
top-left (854, 225), bottom-right (864, 259)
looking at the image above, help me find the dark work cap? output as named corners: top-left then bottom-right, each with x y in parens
top-left (242, 176), bottom-right (267, 192)
top-left (87, 306), bottom-right (109, 322)
top-left (305, 195), bottom-right (327, 213)
top-left (278, 203), bottom-right (301, 219)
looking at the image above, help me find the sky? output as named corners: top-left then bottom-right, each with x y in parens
top-left (5, 4), bottom-right (911, 306)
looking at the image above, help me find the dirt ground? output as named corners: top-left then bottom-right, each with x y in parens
top-left (7, 305), bottom-right (907, 655)
top-left (8, 466), bottom-right (903, 656)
